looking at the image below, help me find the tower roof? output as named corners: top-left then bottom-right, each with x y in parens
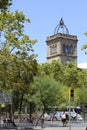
top-left (54, 18), bottom-right (69, 35)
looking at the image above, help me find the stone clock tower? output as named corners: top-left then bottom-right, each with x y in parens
top-left (46, 18), bottom-right (78, 65)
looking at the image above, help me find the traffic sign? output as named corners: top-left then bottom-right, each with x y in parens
top-left (0, 93), bottom-right (12, 104)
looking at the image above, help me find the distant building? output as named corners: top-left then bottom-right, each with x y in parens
top-left (46, 18), bottom-right (78, 65)
top-left (77, 63), bottom-right (87, 70)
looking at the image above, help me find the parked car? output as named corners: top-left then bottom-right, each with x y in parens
top-left (54, 111), bottom-right (62, 121)
top-left (65, 106), bottom-right (83, 121)
top-left (44, 113), bottom-right (51, 121)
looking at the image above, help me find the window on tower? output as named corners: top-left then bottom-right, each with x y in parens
top-left (63, 44), bottom-right (73, 54)
top-left (68, 45), bottom-right (73, 54)
top-left (50, 44), bottom-right (57, 55)
top-left (63, 44), bottom-right (66, 53)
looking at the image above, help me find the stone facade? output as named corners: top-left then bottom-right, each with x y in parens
top-left (46, 33), bottom-right (78, 65)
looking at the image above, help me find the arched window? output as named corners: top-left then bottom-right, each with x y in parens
top-left (66, 45), bottom-right (68, 54)
top-left (70, 45), bottom-right (73, 54)
top-left (63, 44), bottom-right (66, 53)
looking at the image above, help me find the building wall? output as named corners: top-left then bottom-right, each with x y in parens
top-left (46, 33), bottom-right (78, 65)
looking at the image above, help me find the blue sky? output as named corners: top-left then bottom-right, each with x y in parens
top-left (12, 0), bottom-right (87, 64)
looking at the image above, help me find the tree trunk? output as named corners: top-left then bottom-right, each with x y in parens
top-left (18, 93), bottom-right (24, 122)
top-left (29, 102), bottom-right (33, 123)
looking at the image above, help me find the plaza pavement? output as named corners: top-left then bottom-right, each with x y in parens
top-left (0, 126), bottom-right (86, 130)
top-left (0, 121), bottom-right (87, 130)
top-left (34, 126), bottom-right (86, 130)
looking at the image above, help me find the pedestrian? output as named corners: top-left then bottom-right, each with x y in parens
top-left (66, 113), bottom-right (69, 126)
top-left (86, 126), bottom-right (87, 130)
top-left (40, 115), bottom-right (44, 128)
top-left (61, 111), bottom-right (66, 126)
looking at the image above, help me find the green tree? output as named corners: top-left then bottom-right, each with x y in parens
top-left (0, 9), bottom-right (38, 119)
top-left (32, 75), bottom-right (62, 114)
top-left (40, 62), bottom-right (51, 76)
top-left (77, 69), bottom-right (87, 88)
top-left (0, 0), bottom-right (12, 12)
top-left (50, 60), bottom-right (64, 82)
top-left (81, 32), bottom-right (87, 54)
top-left (41, 60), bottom-right (64, 82)
top-left (40, 61), bottom-right (73, 109)
top-left (62, 62), bottom-right (80, 88)
top-left (0, 10), bottom-right (37, 90)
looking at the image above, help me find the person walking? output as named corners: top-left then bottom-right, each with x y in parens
top-left (40, 115), bottom-right (44, 128)
top-left (65, 112), bottom-right (69, 126)
top-left (61, 111), bottom-right (66, 126)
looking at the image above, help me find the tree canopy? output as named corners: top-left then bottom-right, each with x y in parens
top-left (81, 32), bottom-right (87, 54)
top-left (32, 75), bottom-right (63, 113)
top-left (0, 0), bottom-right (12, 12)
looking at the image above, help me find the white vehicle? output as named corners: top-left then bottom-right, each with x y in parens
top-left (54, 111), bottom-right (62, 120)
top-left (44, 113), bottom-right (51, 121)
top-left (65, 106), bottom-right (83, 121)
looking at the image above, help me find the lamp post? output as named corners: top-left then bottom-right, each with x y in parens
top-left (69, 88), bottom-right (74, 130)
top-left (0, 92), bottom-right (3, 127)
top-left (69, 88), bottom-right (71, 130)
